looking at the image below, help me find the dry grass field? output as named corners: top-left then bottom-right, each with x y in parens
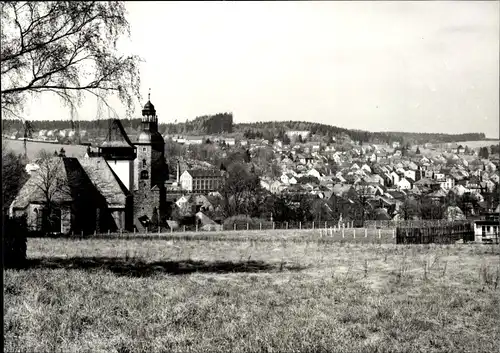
top-left (4, 236), bottom-right (500, 353)
top-left (3, 139), bottom-right (87, 160)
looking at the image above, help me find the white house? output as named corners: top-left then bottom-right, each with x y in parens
top-left (397, 177), bottom-right (412, 190)
top-left (307, 168), bottom-right (323, 180)
top-left (185, 136), bottom-right (204, 145)
top-left (270, 180), bottom-right (283, 194)
top-left (390, 171), bottom-right (400, 185)
top-left (440, 176), bottom-right (455, 191)
top-left (404, 169), bottom-right (417, 182)
top-left (474, 220), bottom-right (499, 242)
top-left (433, 172), bottom-right (445, 181)
top-left (280, 173), bottom-right (297, 185)
top-left (260, 180), bottom-right (271, 191)
top-left (361, 164), bottom-right (372, 173)
top-left (286, 130), bottom-right (310, 140)
top-left (175, 195), bottom-right (192, 208)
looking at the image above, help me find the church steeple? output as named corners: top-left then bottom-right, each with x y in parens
top-left (141, 88), bottom-right (158, 132)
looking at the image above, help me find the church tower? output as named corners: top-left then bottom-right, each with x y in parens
top-left (133, 91), bottom-right (168, 231)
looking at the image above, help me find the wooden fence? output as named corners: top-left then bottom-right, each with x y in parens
top-left (365, 219), bottom-right (470, 229)
top-left (396, 222), bottom-right (474, 244)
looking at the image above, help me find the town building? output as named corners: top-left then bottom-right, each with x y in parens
top-left (10, 95), bottom-right (169, 234)
top-left (179, 169), bottom-right (223, 193)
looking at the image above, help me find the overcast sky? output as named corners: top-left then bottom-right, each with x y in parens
top-left (23, 1), bottom-right (499, 137)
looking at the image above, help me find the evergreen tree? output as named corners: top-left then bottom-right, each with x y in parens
top-left (151, 207), bottom-right (159, 231)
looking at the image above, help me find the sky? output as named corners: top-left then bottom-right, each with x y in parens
top-left (20, 1), bottom-right (500, 137)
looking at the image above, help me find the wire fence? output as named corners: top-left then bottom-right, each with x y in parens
top-left (27, 220), bottom-right (482, 245)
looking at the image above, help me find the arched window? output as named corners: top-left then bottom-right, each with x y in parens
top-left (140, 170), bottom-right (149, 180)
top-left (142, 159), bottom-right (147, 167)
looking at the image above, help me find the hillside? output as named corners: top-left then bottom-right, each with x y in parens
top-left (234, 121), bottom-right (486, 145)
top-left (2, 116), bottom-right (485, 145)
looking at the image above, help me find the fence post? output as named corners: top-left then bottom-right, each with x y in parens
top-left (158, 226), bottom-right (160, 235)
top-left (365, 228), bottom-right (367, 238)
top-left (260, 222), bottom-right (262, 231)
top-left (378, 229), bottom-right (381, 239)
top-left (184, 225), bottom-right (186, 232)
top-left (286, 222), bottom-right (288, 230)
top-left (247, 222), bottom-right (249, 231)
top-left (392, 228), bottom-right (395, 239)
top-left (234, 223), bottom-right (236, 231)
top-left (324, 221), bottom-right (327, 229)
top-left (353, 228), bottom-right (356, 238)
top-left (299, 221), bottom-right (302, 230)
top-left (312, 221), bottom-right (315, 230)
top-left (196, 224), bottom-right (198, 232)
top-left (342, 227), bottom-right (345, 238)
top-left (273, 222), bottom-right (275, 230)
top-left (133, 228), bottom-right (136, 235)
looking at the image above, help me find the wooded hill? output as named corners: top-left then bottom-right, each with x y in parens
top-left (2, 115), bottom-right (485, 145)
top-left (234, 121), bottom-right (486, 145)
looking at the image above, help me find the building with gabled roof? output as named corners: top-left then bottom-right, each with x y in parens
top-left (10, 95), bottom-right (170, 234)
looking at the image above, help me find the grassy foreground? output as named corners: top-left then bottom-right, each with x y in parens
top-left (4, 237), bottom-right (500, 353)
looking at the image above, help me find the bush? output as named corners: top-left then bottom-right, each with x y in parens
top-left (223, 215), bottom-right (272, 230)
top-left (3, 216), bottom-right (28, 268)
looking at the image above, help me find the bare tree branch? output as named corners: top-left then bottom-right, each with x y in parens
top-left (1, 1), bottom-right (142, 120)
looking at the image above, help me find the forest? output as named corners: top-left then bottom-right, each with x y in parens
top-left (234, 121), bottom-right (486, 145)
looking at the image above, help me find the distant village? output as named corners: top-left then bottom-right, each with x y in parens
top-left (5, 111), bottom-right (500, 239)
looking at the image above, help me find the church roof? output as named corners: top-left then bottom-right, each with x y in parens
top-left (10, 157), bottom-right (72, 210)
top-left (142, 99), bottom-right (156, 116)
top-left (10, 156), bottom-right (128, 211)
top-left (101, 119), bottom-right (134, 148)
top-left (143, 100), bottom-right (155, 111)
top-left (79, 157), bottom-right (129, 207)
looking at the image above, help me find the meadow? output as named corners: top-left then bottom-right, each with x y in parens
top-left (4, 235), bottom-right (500, 353)
top-left (3, 139), bottom-right (88, 160)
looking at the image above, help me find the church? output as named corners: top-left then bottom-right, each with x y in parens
top-left (9, 96), bottom-right (170, 234)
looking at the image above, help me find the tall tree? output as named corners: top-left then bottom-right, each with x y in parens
top-left (1, 1), bottom-right (141, 119)
top-left (2, 142), bottom-right (29, 214)
top-left (218, 163), bottom-right (262, 218)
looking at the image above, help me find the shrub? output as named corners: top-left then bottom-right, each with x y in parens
top-left (3, 215), bottom-right (28, 268)
top-left (223, 215), bottom-right (272, 230)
